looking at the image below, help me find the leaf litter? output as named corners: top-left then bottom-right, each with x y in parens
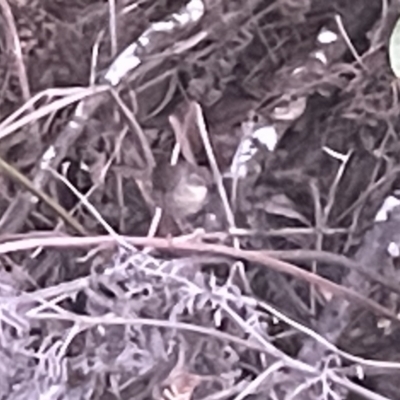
top-left (1, 0), bottom-right (400, 399)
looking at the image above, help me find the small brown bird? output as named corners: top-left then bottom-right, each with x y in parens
top-left (152, 159), bottom-right (211, 232)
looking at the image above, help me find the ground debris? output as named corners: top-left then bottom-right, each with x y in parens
top-left (0, 0), bottom-right (400, 399)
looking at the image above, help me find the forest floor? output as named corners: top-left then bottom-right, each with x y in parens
top-left (0, 1), bottom-right (400, 399)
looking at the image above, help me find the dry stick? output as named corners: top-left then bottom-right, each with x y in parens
top-left (169, 112), bottom-right (197, 166)
top-left (54, 127), bottom-right (129, 233)
top-left (337, 165), bottom-right (400, 224)
top-left (146, 143), bottom-right (181, 240)
top-left (108, 0), bottom-right (118, 57)
top-left (310, 181), bottom-right (323, 315)
top-left (0, 86), bottom-right (104, 234)
top-left (0, 228), bottom-right (395, 295)
top-left (231, 361), bottom-right (284, 400)
top-left (265, 248), bottom-right (400, 296)
top-left (343, 127), bottom-right (393, 253)
top-left (0, 85), bottom-right (109, 140)
top-left (204, 227), bottom-right (349, 239)
top-left (309, 153), bottom-right (351, 313)
top-left (110, 88), bottom-right (155, 170)
top-left (254, 296), bottom-right (400, 371)
top-left (328, 374), bottom-right (391, 400)
top-left (335, 14), bottom-right (367, 71)
top-left (221, 302), bottom-right (313, 375)
top-left (90, 31), bottom-right (105, 86)
top-left (0, 0), bottom-right (31, 103)
top-left (0, 0), bottom-right (42, 152)
top-left (110, 88), bottom-right (157, 234)
top-left (193, 102), bottom-right (251, 291)
top-left (145, 72), bottom-right (180, 121)
top-left (193, 103), bottom-right (237, 242)
top-left (0, 87), bottom-right (91, 130)
top-left (114, 128), bottom-right (129, 233)
top-left (230, 114), bottom-right (256, 208)
top-left (0, 234), bottom-right (397, 322)
top-left (0, 88), bottom-right (109, 234)
top-left (163, 240), bottom-right (400, 322)
top-left (47, 168), bottom-right (128, 248)
top-left (0, 157), bottom-right (87, 235)
top-left (0, 226), bottom-right (347, 243)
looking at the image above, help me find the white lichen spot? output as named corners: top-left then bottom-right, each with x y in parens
top-left (355, 365), bottom-right (364, 380)
top-left (97, 325), bottom-right (106, 336)
top-left (40, 145), bottom-right (56, 170)
top-left (152, 21), bottom-right (175, 31)
top-left (318, 28), bottom-right (338, 44)
top-left (292, 66), bottom-right (305, 75)
top-left (377, 318), bottom-right (391, 334)
top-left (313, 50), bottom-right (327, 64)
top-left (68, 120), bottom-right (80, 129)
top-left (138, 35), bottom-right (150, 47)
top-left (104, 0), bottom-right (204, 86)
top-left (185, 0), bottom-right (205, 22)
top-left (253, 125), bottom-right (278, 151)
top-left (79, 161), bottom-right (90, 172)
top-left (375, 196), bottom-right (400, 222)
top-left (104, 43), bottom-right (141, 85)
top-left (388, 242), bottom-right (400, 258)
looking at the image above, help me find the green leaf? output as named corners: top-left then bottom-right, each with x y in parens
top-left (389, 17), bottom-right (400, 78)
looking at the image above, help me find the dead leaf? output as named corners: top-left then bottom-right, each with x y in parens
top-left (263, 194), bottom-right (310, 225)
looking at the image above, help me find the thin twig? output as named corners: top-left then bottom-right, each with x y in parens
top-left (47, 168), bottom-right (128, 247)
top-left (193, 103), bottom-right (237, 243)
top-left (0, 87), bottom-right (91, 130)
top-left (0, 234), bottom-right (397, 322)
top-left (108, 0), bottom-right (118, 57)
top-left (0, 0), bottom-right (31, 103)
top-left (0, 157), bottom-right (87, 235)
top-left (254, 297), bottom-right (400, 371)
top-left (335, 14), bottom-right (367, 71)
top-left (0, 85), bottom-right (110, 140)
